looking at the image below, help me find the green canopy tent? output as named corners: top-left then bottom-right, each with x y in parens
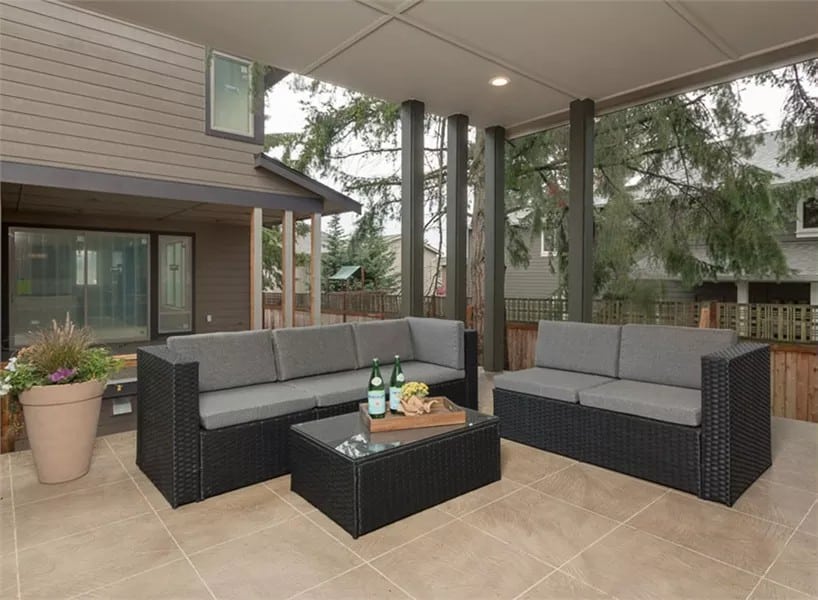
top-left (329, 265), bottom-right (365, 291)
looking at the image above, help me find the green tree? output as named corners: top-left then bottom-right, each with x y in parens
top-left (322, 215), bottom-right (348, 292)
top-left (262, 222), bottom-right (309, 291)
top-left (347, 210), bottom-right (400, 292)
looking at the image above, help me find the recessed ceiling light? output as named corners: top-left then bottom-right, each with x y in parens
top-left (489, 76), bottom-right (510, 87)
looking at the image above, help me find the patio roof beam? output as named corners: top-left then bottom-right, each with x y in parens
top-left (484, 125), bottom-right (506, 372)
top-left (445, 113), bottom-right (468, 322)
top-left (401, 99), bottom-right (425, 317)
top-left (567, 99), bottom-right (595, 323)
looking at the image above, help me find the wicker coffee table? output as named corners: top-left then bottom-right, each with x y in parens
top-left (289, 407), bottom-right (500, 538)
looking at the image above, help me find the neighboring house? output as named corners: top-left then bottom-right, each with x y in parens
top-left (383, 234), bottom-right (446, 296)
top-left (270, 232), bottom-right (446, 295)
top-left (0, 0), bottom-right (358, 354)
top-left (505, 132), bottom-right (818, 304)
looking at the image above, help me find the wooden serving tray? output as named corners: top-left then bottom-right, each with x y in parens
top-left (360, 397), bottom-right (466, 432)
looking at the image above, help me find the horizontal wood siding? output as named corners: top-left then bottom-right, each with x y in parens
top-left (504, 252), bottom-right (561, 299)
top-left (5, 209), bottom-right (251, 333)
top-left (0, 1), bottom-right (311, 197)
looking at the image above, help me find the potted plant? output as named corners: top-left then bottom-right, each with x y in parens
top-left (0, 316), bottom-right (122, 484)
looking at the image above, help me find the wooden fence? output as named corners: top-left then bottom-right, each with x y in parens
top-left (506, 321), bottom-right (818, 423)
top-left (264, 293), bottom-right (816, 344)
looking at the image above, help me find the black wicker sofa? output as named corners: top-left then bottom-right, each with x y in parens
top-left (136, 317), bottom-right (477, 508)
top-left (493, 321), bottom-right (770, 506)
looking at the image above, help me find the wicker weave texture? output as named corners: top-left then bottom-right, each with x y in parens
top-left (290, 419), bottom-right (500, 538)
top-left (701, 343), bottom-right (772, 505)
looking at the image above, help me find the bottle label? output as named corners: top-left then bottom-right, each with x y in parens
top-left (371, 377), bottom-right (382, 387)
top-left (389, 386), bottom-right (402, 411)
top-left (396, 373), bottom-right (405, 383)
top-left (368, 390), bottom-right (386, 415)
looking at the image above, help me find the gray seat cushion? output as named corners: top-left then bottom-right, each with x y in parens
top-left (378, 360), bottom-right (465, 387)
top-left (273, 323), bottom-right (358, 380)
top-left (167, 330), bottom-right (277, 392)
top-left (353, 319), bottom-right (414, 366)
top-left (535, 321), bottom-right (622, 377)
top-left (199, 383), bottom-right (316, 430)
top-left (407, 317), bottom-right (464, 370)
top-left (494, 367), bottom-right (614, 403)
top-left (619, 325), bottom-right (738, 389)
top-left (288, 370), bottom-right (370, 408)
top-left (578, 379), bottom-right (702, 426)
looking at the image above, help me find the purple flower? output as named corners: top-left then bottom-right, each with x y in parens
top-left (49, 368), bottom-right (76, 384)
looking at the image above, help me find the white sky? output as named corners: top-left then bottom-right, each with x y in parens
top-left (264, 76), bottom-right (797, 249)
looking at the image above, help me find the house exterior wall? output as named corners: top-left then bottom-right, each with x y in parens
top-left (504, 251), bottom-right (561, 299)
top-left (386, 238), bottom-right (442, 295)
top-left (0, 0), bottom-right (311, 197)
top-left (4, 208), bottom-right (251, 335)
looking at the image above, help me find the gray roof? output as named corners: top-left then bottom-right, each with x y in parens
top-left (635, 240), bottom-right (818, 282)
top-left (745, 131), bottom-right (815, 185)
top-left (255, 154), bottom-right (361, 216)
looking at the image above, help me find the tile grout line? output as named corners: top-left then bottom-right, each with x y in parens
top-left (744, 497), bottom-right (818, 600)
top-left (758, 474), bottom-right (818, 496)
top-left (66, 558), bottom-right (187, 600)
top-left (103, 437), bottom-right (220, 600)
top-left (185, 512), bottom-right (304, 558)
top-left (16, 510), bottom-right (153, 554)
top-left (296, 506), bottom-right (419, 600)
top-left (12, 474), bottom-right (134, 509)
top-left (7, 455), bottom-right (21, 600)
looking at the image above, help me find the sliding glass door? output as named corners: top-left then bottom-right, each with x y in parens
top-left (9, 228), bottom-right (150, 347)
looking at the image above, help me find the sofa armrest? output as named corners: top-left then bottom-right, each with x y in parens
top-left (463, 329), bottom-right (479, 410)
top-left (700, 342), bottom-right (771, 505)
top-left (137, 346), bottom-right (201, 507)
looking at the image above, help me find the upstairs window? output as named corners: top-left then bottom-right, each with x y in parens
top-left (796, 196), bottom-right (818, 238)
top-left (540, 229), bottom-right (556, 257)
top-left (207, 50), bottom-right (260, 143)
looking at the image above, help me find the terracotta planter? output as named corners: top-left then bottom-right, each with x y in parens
top-left (19, 380), bottom-right (105, 484)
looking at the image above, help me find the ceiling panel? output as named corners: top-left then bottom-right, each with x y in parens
top-left (312, 20), bottom-right (572, 127)
top-left (678, 0), bottom-right (818, 58)
top-left (406, 1), bottom-right (727, 100)
top-left (75, 0), bottom-right (383, 72)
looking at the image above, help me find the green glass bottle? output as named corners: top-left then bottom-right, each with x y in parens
top-left (389, 356), bottom-right (405, 414)
top-left (367, 358), bottom-right (386, 419)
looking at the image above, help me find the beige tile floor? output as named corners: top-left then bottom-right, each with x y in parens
top-left (1, 375), bottom-right (816, 600)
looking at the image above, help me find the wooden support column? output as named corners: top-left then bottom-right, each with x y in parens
top-left (310, 213), bottom-right (322, 325)
top-left (567, 98), bottom-right (595, 322)
top-left (282, 211), bottom-right (295, 328)
top-left (401, 99), bottom-right (425, 317)
top-left (484, 126), bottom-right (506, 372)
top-left (250, 208), bottom-right (263, 329)
top-left (445, 114), bottom-right (468, 322)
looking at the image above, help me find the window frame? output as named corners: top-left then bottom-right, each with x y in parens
top-left (540, 229), bottom-right (556, 257)
top-left (205, 49), bottom-right (264, 144)
top-left (796, 196), bottom-right (818, 239)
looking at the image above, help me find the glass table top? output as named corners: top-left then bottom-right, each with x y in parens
top-left (292, 408), bottom-right (497, 460)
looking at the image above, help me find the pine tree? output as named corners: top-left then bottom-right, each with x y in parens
top-left (321, 215), bottom-right (347, 292)
top-left (347, 210), bottom-right (400, 292)
top-left (262, 222), bottom-right (309, 290)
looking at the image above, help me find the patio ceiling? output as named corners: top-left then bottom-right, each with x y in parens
top-left (76, 0), bottom-right (817, 137)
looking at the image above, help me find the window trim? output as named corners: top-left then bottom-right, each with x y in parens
top-left (540, 229), bottom-right (556, 257)
top-left (205, 49), bottom-right (264, 145)
top-left (796, 196), bottom-right (818, 239)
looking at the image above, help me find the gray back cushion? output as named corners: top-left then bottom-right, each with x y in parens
top-left (167, 330), bottom-right (277, 392)
top-left (273, 323), bottom-right (357, 380)
top-left (619, 325), bottom-right (738, 389)
top-left (353, 319), bottom-right (414, 367)
top-left (535, 321), bottom-right (622, 377)
top-left (406, 317), bottom-right (464, 370)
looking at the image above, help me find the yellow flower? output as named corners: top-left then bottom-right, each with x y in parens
top-left (400, 381), bottom-right (429, 399)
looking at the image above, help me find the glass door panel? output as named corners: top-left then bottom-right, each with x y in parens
top-left (84, 232), bottom-right (150, 342)
top-left (9, 228), bottom-right (85, 347)
top-left (158, 235), bottom-right (193, 334)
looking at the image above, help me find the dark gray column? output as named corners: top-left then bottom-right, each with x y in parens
top-left (484, 126), bottom-right (505, 372)
top-left (445, 114), bottom-right (468, 322)
top-left (401, 99), bottom-right (425, 317)
top-left (567, 98), bottom-right (595, 322)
